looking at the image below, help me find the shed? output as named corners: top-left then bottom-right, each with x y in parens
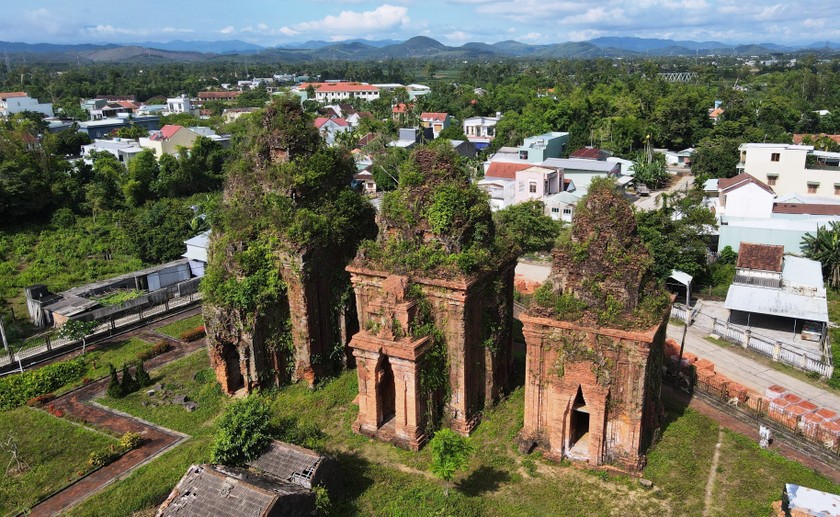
top-left (247, 440), bottom-right (340, 492)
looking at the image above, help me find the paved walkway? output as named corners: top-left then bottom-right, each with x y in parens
top-left (633, 173), bottom-right (694, 211)
top-left (668, 322), bottom-right (840, 414)
top-left (30, 330), bottom-right (205, 515)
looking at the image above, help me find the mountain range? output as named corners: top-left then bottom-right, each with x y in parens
top-left (2, 36), bottom-right (839, 63)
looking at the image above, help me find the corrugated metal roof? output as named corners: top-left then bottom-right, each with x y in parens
top-left (725, 284), bottom-right (828, 322)
top-left (541, 158), bottom-right (618, 173)
top-left (669, 270), bottom-right (693, 286)
top-left (782, 256), bottom-right (824, 289)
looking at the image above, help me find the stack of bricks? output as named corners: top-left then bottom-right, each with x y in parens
top-left (819, 418), bottom-right (840, 449)
top-left (513, 275), bottom-right (541, 295)
top-left (801, 408), bottom-right (838, 443)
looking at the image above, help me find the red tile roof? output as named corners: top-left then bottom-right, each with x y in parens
top-left (718, 173), bottom-right (775, 195)
top-left (773, 203), bottom-right (840, 216)
top-left (0, 92), bottom-right (27, 100)
top-left (485, 162), bottom-right (532, 180)
top-left (357, 132), bottom-right (377, 147)
top-left (392, 103), bottom-right (413, 114)
top-left (308, 82), bottom-right (378, 93)
top-left (709, 107), bottom-right (725, 118)
top-left (150, 125), bottom-right (183, 141)
top-left (116, 100), bottom-right (140, 109)
top-left (736, 243), bottom-right (784, 272)
top-left (793, 134), bottom-right (840, 145)
top-left (314, 117), bottom-right (349, 129)
top-left (420, 112), bottom-right (448, 122)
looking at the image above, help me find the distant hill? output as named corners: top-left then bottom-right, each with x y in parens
top-left (1, 36), bottom-right (838, 64)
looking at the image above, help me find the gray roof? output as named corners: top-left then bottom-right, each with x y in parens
top-left (247, 441), bottom-right (323, 488)
top-left (782, 256), bottom-right (824, 289)
top-left (725, 283), bottom-right (828, 323)
top-left (544, 191), bottom-right (582, 206)
top-left (158, 464), bottom-right (311, 517)
top-left (669, 270), bottom-right (693, 286)
top-left (541, 158), bottom-right (618, 173)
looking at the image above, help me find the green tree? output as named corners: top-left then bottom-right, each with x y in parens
top-left (211, 396), bottom-right (273, 466)
top-left (437, 122), bottom-right (468, 141)
top-left (801, 221), bottom-right (840, 289)
top-left (107, 364), bottom-right (123, 398)
top-left (123, 149), bottom-right (159, 207)
top-left (125, 199), bottom-right (194, 263)
top-left (494, 200), bottom-right (562, 255)
top-left (57, 319), bottom-right (98, 354)
top-left (691, 137), bottom-right (740, 184)
top-left (371, 147), bottom-right (408, 191)
top-left (115, 124), bottom-right (149, 139)
top-left (428, 428), bottom-right (473, 496)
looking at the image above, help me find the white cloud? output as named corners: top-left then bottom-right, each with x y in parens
top-left (287, 4), bottom-right (410, 35)
top-left (161, 27), bottom-right (194, 33)
top-left (219, 26), bottom-right (236, 34)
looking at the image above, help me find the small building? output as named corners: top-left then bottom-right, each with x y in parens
top-left (463, 114), bottom-right (500, 150)
top-left (139, 125), bottom-right (202, 158)
top-left (540, 158), bottom-right (619, 190)
top-left (544, 191), bottom-right (582, 222)
top-left (0, 92), bottom-right (53, 118)
top-left (570, 147), bottom-right (611, 161)
top-left (514, 165), bottom-right (562, 204)
top-left (419, 112), bottom-right (451, 139)
top-left (166, 94), bottom-right (194, 115)
top-left (449, 139), bottom-right (477, 158)
top-left (222, 107), bottom-right (259, 123)
top-left (717, 173), bottom-right (776, 219)
top-left (314, 117), bottom-right (351, 146)
top-left (77, 115), bottom-right (160, 139)
top-left (198, 91), bottom-right (242, 102)
top-left (247, 440), bottom-right (340, 492)
top-left (183, 231), bottom-right (210, 278)
top-left (157, 464), bottom-right (315, 517)
top-left (82, 138), bottom-right (145, 165)
top-left (725, 243), bottom-right (829, 344)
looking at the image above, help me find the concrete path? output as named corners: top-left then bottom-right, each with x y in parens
top-left (668, 322), bottom-right (840, 414)
top-left (29, 332), bottom-right (204, 515)
top-left (634, 173), bottom-right (694, 211)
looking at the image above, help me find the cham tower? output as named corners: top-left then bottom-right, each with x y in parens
top-left (517, 179), bottom-right (671, 471)
top-left (202, 98), bottom-right (376, 393)
top-left (347, 146), bottom-right (516, 450)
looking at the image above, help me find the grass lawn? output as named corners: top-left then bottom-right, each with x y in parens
top-left (828, 289), bottom-right (840, 388)
top-left (156, 314), bottom-right (204, 339)
top-left (67, 350), bottom-right (840, 517)
top-left (0, 406), bottom-right (117, 515)
top-left (53, 337), bottom-right (156, 395)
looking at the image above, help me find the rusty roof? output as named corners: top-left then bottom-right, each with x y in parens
top-left (484, 161), bottom-right (533, 180)
top-left (773, 203), bottom-right (840, 216)
top-left (736, 243), bottom-right (784, 272)
top-left (570, 147), bottom-right (608, 160)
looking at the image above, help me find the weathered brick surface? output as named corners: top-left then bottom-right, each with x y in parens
top-left (518, 310), bottom-right (669, 471)
top-left (347, 262), bottom-right (515, 448)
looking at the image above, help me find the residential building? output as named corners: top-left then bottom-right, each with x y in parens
top-left (76, 115), bottom-right (160, 139)
top-left (514, 166), bottom-right (562, 204)
top-left (539, 158), bottom-right (619, 189)
top-left (0, 92), bottom-right (53, 117)
top-left (463, 114), bottom-right (500, 149)
top-left (570, 147), bottom-right (611, 161)
top-left (188, 126), bottom-right (231, 148)
top-left (544, 191), bottom-right (582, 222)
top-left (419, 112), bottom-right (451, 138)
top-left (222, 107), bottom-right (259, 123)
top-left (81, 138), bottom-right (145, 165)
top-left (298, 82), bottom-right (380, 103)
top-left (716, 173), bottom-right (776, 219)
top-left (183, 231), bottom-right (210, 278)
top-left (485, 131), bottom-right (570, 166)
top-left (389, 128), bottom-right (425, 149)
top-left (656, 147), bottom-right (695, 166)
top-left (314, 117), bottom-right (351, 146)
top-left (138, 124), bottom-right (201, 158)
top-left (738, 143), bottom-right (840, 198)
top-left (198, 91), bottom-right (242, 102)
top-left (166, 94), bottom-right (193, 114)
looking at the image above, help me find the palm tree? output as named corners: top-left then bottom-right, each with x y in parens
top-left (801, 221), bottom-right (840, 289)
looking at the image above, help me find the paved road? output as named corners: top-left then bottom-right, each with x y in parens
top-left (668, 322), bottom-right (840, 414)
top-left (634, 173), bottom-right (694, 211)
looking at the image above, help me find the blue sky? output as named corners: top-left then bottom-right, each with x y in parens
top-left (1, 1), bottom-right (838, 46)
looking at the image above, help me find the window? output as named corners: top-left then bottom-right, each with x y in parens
top-left (807, 182), bottom-right (819, 194)
top-left (551, 207), bottom-right (560, 213)
top-left (529, 181), bottom-right (537, 193)
top-left (563, 208), bottom-right (573, 215)
top-left (835, 184), bottom-right (840, 195)
top-left (766, 175), bottom-right (777, 186)
top-left (771, 152), bottom-right (780, 162)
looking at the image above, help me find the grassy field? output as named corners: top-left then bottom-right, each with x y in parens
top-left (53, 337), bottom-right (156, 395)
top-left (66, 349), bottom-right (840, 516)
top-left (828, 289), bottom-right (839, 388)
top-left (0, 406), bottom-right (117, 515)
top-left (156, 314), bottom-right (204, 339)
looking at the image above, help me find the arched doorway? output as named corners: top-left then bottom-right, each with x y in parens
top-left (569, 386), bottom-right (590, 459)
top-left (377, 356), bottom-right (396, 426)
top-left (222, 343), bottom-right (244, 393)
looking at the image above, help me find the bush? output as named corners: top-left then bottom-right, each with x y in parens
top-left (119, 431), bottom-right (143, 450)
top-left (120, 363), bottom-right (137, 394)
top-left (135, 361), bottom-right (151, 388)
top-left (137, 340), bottom-right (172, 361)
top-left (211, 396), bottom-right (273, 466)
top-left (107, 363), bottom-right (124, 398)
top-left (0, 357), bottom-right (86, 410)
top-left (179, 326), bottom-right (206, 342)
top-left (87, 448), bottom-right (119, 469)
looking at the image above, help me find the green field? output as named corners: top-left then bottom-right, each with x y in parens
top-left (156, 314), bottom-right (205, 339)
top-left (0, 406), bottom-right (117, 515)
top-left (65, 348), bottom-right (840, 516)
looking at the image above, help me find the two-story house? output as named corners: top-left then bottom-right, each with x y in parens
top-left (419, 112), bottom-right (451, 139)
top-left (463, 114), bottom-right (500, 150)
top-left (738, 143), bottom-right (840, 198)
top-left (0, 92), bottom-right (53, 117)
top-left (138, 125), bottom-right (202, 158)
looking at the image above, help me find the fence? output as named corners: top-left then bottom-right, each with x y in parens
top-left (0, 291), bottom-right (202, 371)
top-left (671, 304), bottom-right (834, 378)
top-left (688, 372), bottom-right (840, 459)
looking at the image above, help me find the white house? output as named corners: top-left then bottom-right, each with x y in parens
top-left (183, 231), bottom-right (210, 278)
top-left (0, 92), bottom-right (53, 118)
top-left (166, 94), bottom-right (194, 115)
top-left (314, 117), bottom-right (350, 146)
top-left (81, 138), bottom-right (145, 165)
top-left (738, 143), bottom-right (840, 198)
top-left (716, 173), bottom-right (776, 219)
top-left (463, 114), bottom-right (500, 150)
top-left (419, 112), bottom-right (451, 139)
top-left (514, 166), bottom-right (562, 204)
top-left (299, 82), bottom-right (380, 103)
top-left (544, 191), bottom-right (582, 223)
top-left (477, 178), bottom-right (516, 211)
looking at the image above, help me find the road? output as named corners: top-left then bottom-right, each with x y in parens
top-left (668, 322), bottom-right (840, 414)
top-left (634, 172), bottom-right (694, 211)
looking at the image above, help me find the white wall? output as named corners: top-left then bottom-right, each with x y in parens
top-left (721, 183), bottom-right (775, 219)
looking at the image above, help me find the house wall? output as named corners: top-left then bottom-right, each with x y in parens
top-left (0, 96), bottom-right (53, 117)
top-left (717, 223), bottom-right (814, 254)
top-left (514, 170), bottom-right (559, 203)
top-left (742, 145), bottom-right (840, 197)
top-left (720, 183), bottom-right (774, 219)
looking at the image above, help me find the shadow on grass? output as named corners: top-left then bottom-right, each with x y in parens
top-left (456, 465), bottom-right (511, 496)
top-left (329, 451), bottom-right (375, 514)
top-left (659, 384), bottom-right (691, 438)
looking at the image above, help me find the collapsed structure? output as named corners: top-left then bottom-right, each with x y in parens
top-left (202, 98), bottom-right (376, 392)
top-left (517, 179), bottom-right (671, 470)
top-left (347, 146), bottom-right (516, 449)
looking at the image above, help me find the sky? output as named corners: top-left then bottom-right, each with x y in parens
top-left (1, 0), bottom-right (839, 47)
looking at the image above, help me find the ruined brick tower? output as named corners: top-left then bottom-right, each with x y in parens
top-left (203, 99), bottom-right (376, 393)
top-left (517, 179), bottom-right (670, 471)
top-left (347, 146), bottom-right (515, 449)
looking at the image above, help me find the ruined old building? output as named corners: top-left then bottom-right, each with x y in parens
top-left (518, 179), bottom-right (671, 470)
top-left (347, 146), bottom-right (515, 449)
top-left (202, 98), bottom-right (376, 393)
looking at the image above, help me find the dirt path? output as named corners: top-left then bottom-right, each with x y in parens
top-left (702, 428), bottom-right (724, 516)
top-left (29, 333), bottom-right (205, 516)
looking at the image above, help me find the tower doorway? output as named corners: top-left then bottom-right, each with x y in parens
top-left (569, 386), bottom-right (590, 459)
top-left (378, 356), bottom-right (396, 426)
